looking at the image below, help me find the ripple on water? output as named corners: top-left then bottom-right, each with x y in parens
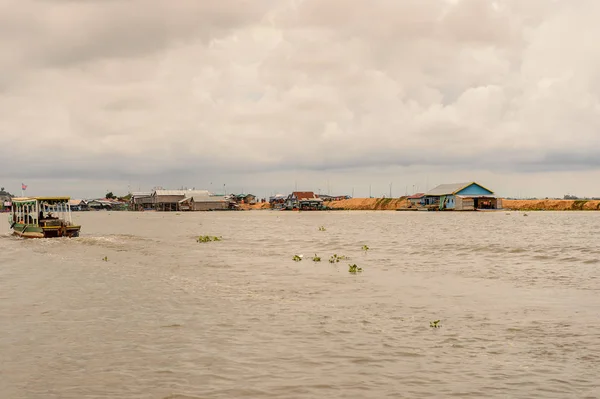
top-left (1, 211), bottom-right (599, 398)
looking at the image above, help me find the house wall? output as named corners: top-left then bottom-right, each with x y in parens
top-left (0, 195), bottom-right (11, 210)
top-left (456, 184), bottom-right (493, 196)
top-left (154, 195), bottom-right (186, 211)
top-left (441, 195), bottom-right (456, 209)
top-left (285, 197), bottom-right (298, 209)
top-left (455, 197), bottom-right (475, 210)
top-left (154, 195), bottom-right (185, 204)
top-left (424, 196), bottom-right (438, 205)
top-left (134, 197), bottom-right (153, 205)
top-left (192, 201), bottom-right (228, 211)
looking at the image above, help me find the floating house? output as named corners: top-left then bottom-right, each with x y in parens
top-left (423, 182), bottom-right (501, 210)
top-left (87, 199), bottom-right (113, 210)
top-left (178, 194), bottom-right (229, 211)
top-left (285, 191), bottom-right (323, 210)
top-left (235, 194), bottom-right (257, 204)
top-left (130, 192), bottom-right (153, 211)
top-left (0, 187), bottom-right (13, 212)
top-left (269, 194), bottom-right (287, 209)
top-left (68, 199), bottom-right (88, 211)
top-left (407, 193), bottom-right (425, 206)
top-left (152, 190), bottom-right (210, 211)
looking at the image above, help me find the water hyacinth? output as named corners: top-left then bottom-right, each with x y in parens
top-left (197, 235), bottom-right (222, 243)
top-left (348, 264), bottom-right (363, 274)
top-left (293, 254), bottom-right (303, 262)
top-left (329, 254), bottom-right (349, 263)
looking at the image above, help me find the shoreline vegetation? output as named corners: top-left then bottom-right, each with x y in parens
top-left (240, 198), bottom-right (600, 211)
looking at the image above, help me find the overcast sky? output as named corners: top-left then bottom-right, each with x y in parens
top-left (2, 0), bottom-right (600, 199)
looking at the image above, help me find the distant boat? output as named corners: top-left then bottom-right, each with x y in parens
top-left (8, 197), bottom-right (82, 238)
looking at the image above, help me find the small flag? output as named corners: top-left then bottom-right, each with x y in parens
top-left (22, 183), bottom-right (27, 190)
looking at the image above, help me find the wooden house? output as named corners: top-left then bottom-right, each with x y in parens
top-left (68, 199), bottom-right (88, 211)
top-left (407, 193), bottom-right (425, 206)
top-left (423, 182), bottom-right (501, 210)
top-left (130, 192), bottom-right (153, 211)
top-left (152, 190), bottom-right (210, 211)
top-left (285, 191), bottom-right (324, 210)
top-left (0, 187), bottom-right (13, 212)
top-left (178, 194), bottom-right (229, 211)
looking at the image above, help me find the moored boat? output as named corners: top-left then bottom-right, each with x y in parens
top-left (8, 197), bottom-right (81, 238)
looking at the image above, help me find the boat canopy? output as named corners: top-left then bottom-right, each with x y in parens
top-left (10, 196), bottom-right (74, 226)
top-left (12, 196), bottom-right (71, 204)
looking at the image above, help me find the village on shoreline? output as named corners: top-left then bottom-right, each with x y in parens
top-left (3, 182), bottom-right (600, 213)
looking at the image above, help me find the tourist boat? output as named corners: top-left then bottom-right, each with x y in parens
top-left (8, 197), bottom-right (81, 238)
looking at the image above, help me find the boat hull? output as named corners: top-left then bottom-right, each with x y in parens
top-left (11, 223), bottom-right (81, 239)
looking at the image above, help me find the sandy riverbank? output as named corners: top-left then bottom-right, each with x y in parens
top-left (326, 197), bottom-right (410, 210)
top-left (240, 198), bottom-right (600, 211)
top-left (502, 199), bottom-right (600, 211)
top-left (240, 197), bottom-right (410, 211)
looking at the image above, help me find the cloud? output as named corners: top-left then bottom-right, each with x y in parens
top-left (2, 0), bottom-right (600, 197)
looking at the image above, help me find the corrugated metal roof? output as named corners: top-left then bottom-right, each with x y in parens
top-left (292, 191), bottom-right (318, 200)
top-left (456, 194), bottom-right (497, 199)
top-left (154, 190), bottom-right (210, 196)
top-left (179, 195), bottom-right (227, 203)
top-left (426, 183), bottom-right (473, 196)
top-left (131, 192), bottom-right (152, 197)
top-left (154, 190), bottom-right (185, 196)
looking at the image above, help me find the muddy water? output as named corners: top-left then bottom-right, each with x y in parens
top-left (1, 211), bottom-right (599, 398)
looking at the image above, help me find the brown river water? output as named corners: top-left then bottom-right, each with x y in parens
top-left (1, 210), bottom-right (599, 398)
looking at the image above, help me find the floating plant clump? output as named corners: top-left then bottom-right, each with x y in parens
top-left (318, 226), bottom-right (326, 231)
top-left (348, 264), bottom-right (363, 274)
top-left (293, 254), bottom-right (303, 262)
top-left (312, 254), bottom-right (321, 262)
top-left (362, 245), bottom-right (370, 251)
top-left (430, 320), bottom-right (441, 328)
top-left (197, 235), bottom-right (222, 243)
top-left (329, 254), bottom-right (349, 263)
top-left (102, 256), bottom-right (108, 262)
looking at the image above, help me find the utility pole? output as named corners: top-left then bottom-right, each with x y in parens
top-left (369, 184), bottom-right (372, 198)
top-left (389, 182), bottom-right (392, 198)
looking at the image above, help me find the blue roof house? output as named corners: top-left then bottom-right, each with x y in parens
top-left (423, 182), bottom-right (501, 210)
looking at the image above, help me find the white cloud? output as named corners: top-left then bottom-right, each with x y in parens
top-left (2, 0), bottom-right (600, 198)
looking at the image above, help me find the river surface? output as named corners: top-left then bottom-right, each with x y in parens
top-left (1, 210), bottom-right (599, 398)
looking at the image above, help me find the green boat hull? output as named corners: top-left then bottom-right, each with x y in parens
top-left (11, 222), bottom-right (81, 238)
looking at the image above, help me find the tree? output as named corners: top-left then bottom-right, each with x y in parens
top-left (105, 192), bottom-right (116, 199)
